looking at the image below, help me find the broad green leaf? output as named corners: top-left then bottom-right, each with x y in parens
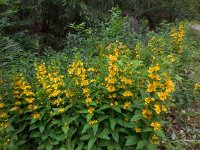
top-left (86, 114), bottom-right (93, 122)
top-left (82, 124), bottom-right (90, 134)
top-left (110, 118), bottom-right (117, 130)
top-left (92, 123), bottom-right (98, 136)
top-left (136, 140), bottom-right (148, 150)
top-left (125, 135), bottom-right (138, 146)
top-left (75, 143), bottom-right (84, 150)
top-left (46, 143), bottom-right (53, 150)
top-left (155, 130), bottom-right (165, 139)
top-left (111, 131), bottom-right (119, 142)
top-left (88, 136), bottom-right (97, 150)
top-left (62, 125), bottom-right (69, 135)
top-left (97, 128), bottom-right (110, 140)
top-left (65, 103), bottom-right (73, 111)
top-left (112, 106), bottom-right (121, 113)
top-left (131, 113), bottom-right (143, 121)
top-left (39, 126), bottom-right (45, 133)
top-left (80, 134), bottom-right (91, 140)
top-left (143, 127), bottom-right (153, 132)
top-left (147, 143), bottom-right (157, 150)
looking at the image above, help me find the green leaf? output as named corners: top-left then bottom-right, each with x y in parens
top-left (46, 143), bottom-right (53, 150)
top-left (75, 143), bottom-right (84, 150)
top-left (88, 136), bottom-right (97, 150)
top-left (80, 134), bottom-right (91, 140)
top-left (112, 106), bottom-right (121, 113)
top-left (131, 60), bottom-right (142, 70)
top-left (82, 124), bottom-right (90, 134)
top-left (89, 101), bottom-right (97, 106)
top-left (97, 128), bottom-right (110, 140)
top-left (39, 126), bottom-right (45, 133)
top-left (65, 103), bottom-right (73, 111)
top-left (62, 125), bottom-right (69, 135)
top-left (111, 131), bottom-right (119, 142)
top-left (87, 114), bottom-right (93, 122)
top-left (143, 127), bottom-right (153, 132)
top-left (125, 135), bottom-right (138, 146)
top-left (147, 143), bottom-right (157, 150)
top-left (92, 123), bottom-right (98, 136)
top-left (110, 118), bottom-right (117, 130)
top-left (136, 140), bottom-right (147, 150)
top-left (155, 130), bottom-right (165, 139)
top-left (131, 113), bottom-right (142, 121)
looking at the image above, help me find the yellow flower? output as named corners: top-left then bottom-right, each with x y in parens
top-left (109, 93), bottom-right (117, 99)
top-left (120, 77), bottom-right (132, 85)
top-left (148, 64), bottom-right (160, 74)
top-left (157, 91), bottom-right (168, 101)
top-left (81, 80), bottom-right (89, 86)
top-left (150, 122), bottom-right (161, 130)
top-left (107, 85), bottom-right (115, 92)
top-left (49, 90), bottom-right (61, 97)
top-left (142, 109), bottom-right (152, 119)
top-left (14, 101), bottom-right (21, 105)
top-left (165, 77), bottom-right (175, 93)
top-left (154, 104), bottom-right (161, 114)
top-left (151, 134), bottom-right (158, 145)
top-left (0, 103), bottom-right (4, 109)
top-left (147, 81), bottom-right (158, 92)
top-left (88, 68), bottom-right (96, 72)
top-left (161, 105), bottom-right (167, 112)
top-left (10, 106), bottom-right (19, 111)
top-left (167, 54), bottom-right (175, 62)
top-left (0, 122), bottom-right (10, 129)
top-left (88, 120), bottom-right (98, 125)
top-left (83, 88), bottom-right (90, 93)
top-left (123, 101), bottom-right (131, 109)
top-left (86, 97), bottom-right (92, 105)
top-left (194, 82), bottom-right (200, 90)
top-left (135, 127), bottom-right (141, 133)
top-left (32, 113), bottom-right (40, 119)
top-left (58, 108), bottom-right (65, 113)
top-left (105, 76), bottom-right (116, 84)
top-left (114, 101), bottom-right (118, 106)
top-left (88, 107), bottom-right (95, 114)
top-left (0, 112), bottom-right (7, 118)
top-left (24, 97), bottom-right (34, 103)
top-left (108, 55), bottom-right (118, 62)
top-left (123, 91), bottom-right (133, 97)
top-left (144, 97), bottom-right (155, 104)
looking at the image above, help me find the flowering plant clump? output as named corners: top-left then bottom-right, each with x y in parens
top-left (0, 22), bottom-right (186, 149)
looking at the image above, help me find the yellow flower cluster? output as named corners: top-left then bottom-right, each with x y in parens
top-left (35, 62), bottom-right (65, 106)
top-left (105, 48), bottom-right (119, 94)
top-left (151, 134), bottom-right (159, 145)
top-left (148, 36), bottom-right (165, 56)
top-left (194, 82), bottom-right (200, 93)
top-left (171, 22), bottom-right (185, 53)
top-left (88, 120), bottom-right (98, 125)
top-left (135, 127), bottom-right (141, 133)
top-left (150, 122), bottom-right (161, 130)
top-left (142, 108), bottom-right (152, 120)
top-left (68, 60), bottom-right (94, 116)
top-left (13, 74), bottom-right (36, 111)
top-left (147, 64), bottom-right (160, 93)
top-left (135, 42), bottom-right (141, 60)
top-left (13, 74), bottom-right (40, 119)
top-left (123, 101), bottom-right (131, 109)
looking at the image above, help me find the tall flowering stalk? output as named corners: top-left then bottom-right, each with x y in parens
top-left (171, 22), bottom-right (185, 54)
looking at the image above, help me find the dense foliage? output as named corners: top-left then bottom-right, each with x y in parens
top-left (0, 0), bottom-right (200, 149)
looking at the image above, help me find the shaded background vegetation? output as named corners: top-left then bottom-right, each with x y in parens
top-left (0, 0), bottom-right (200, 53)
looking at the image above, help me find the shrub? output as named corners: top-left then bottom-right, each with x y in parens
top-left (0, 22), bottom-right (186, 149)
